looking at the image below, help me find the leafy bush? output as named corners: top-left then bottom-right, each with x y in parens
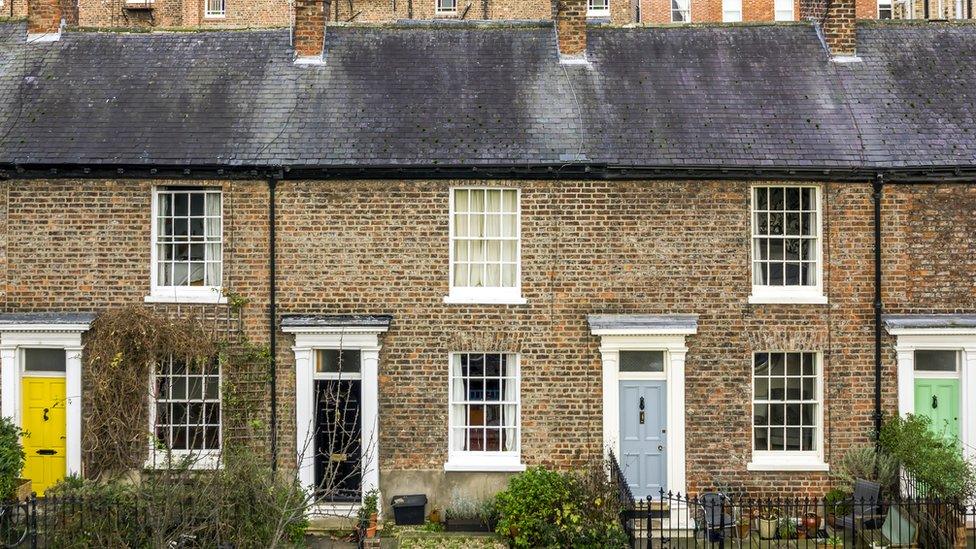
top-left (44, 448), bottom-right (309, 548)
top-left (0, 417), bottom-right (25, 501)
top-left (824, 488), bottom-right (851, 516)
top-left (831, 445), bottom-right (899, 495)
top-left (445, 491), bottom-right (498, 528)
top-left (494, 465), bottom-right (628, 549)
top-left (358, 488), bottom-right (379, 524)
top-left (880, 414), bottom-right (976, 500)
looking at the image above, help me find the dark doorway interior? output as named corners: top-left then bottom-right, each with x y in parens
top-left (314, 379), bottom-right (362, 502)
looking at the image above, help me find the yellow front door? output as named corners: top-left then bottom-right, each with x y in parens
top-left (21, 376), bottom-right (67, 496)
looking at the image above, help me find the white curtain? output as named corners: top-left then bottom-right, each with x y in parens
top-left (205, 192), bottom-right (222, 286)
top-left (502, 354), bottom-right (517, 452)
top-left (451, 355), bottom-right (467, 451)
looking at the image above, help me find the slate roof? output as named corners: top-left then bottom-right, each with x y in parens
top-left (882, 314), bottom-right (976, 331)
top-left (837, 23), bottom-right (976, 168)
top-left (0, 312), bottom-right (97, 325)
top-left (587, 314), bottom-right (699, 333)
top-left (1, 20), bottom-right (975, 170)
top-left (281, 315), bottom-right (393, 328)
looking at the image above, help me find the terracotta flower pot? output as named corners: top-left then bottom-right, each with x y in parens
top-left (737, 520), bottom-right (752, 539)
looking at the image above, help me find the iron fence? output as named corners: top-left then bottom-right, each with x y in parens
top-left (641, 491), bottom-right (975, 548)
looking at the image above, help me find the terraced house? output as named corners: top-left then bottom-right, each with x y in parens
top-left (1, 0), bottom-right (975, 522)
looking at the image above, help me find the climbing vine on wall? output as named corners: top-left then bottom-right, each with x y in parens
top-left (83, 306), bottom-right (216, 479)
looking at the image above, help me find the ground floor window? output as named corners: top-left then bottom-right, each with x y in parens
top-left (152, 356), bottom-right (221, 456)
top-left (448, 353), bottom-right (520, 465)
top-left (753, 352), bottom-right (820, 453)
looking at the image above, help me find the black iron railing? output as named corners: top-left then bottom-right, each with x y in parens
top-left (609, 452), bottom-right (639, 547)
top-left (647, 490), bottom-right (975, 549)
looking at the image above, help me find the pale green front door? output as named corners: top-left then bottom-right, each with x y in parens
top-left (914, 378), bottom-right (961, 442)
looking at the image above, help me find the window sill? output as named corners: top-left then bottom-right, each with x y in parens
top-left (145, 289), bottom-right (227, 304)
top-left (748, 289), bottom-right (827, 305)
top-left (444, 453), bottom-right (525, 472)
top-left (443, 290), bottom-right (526, 305)
top-left (145, 450), bottom-right (221, 470)
top-left (444, 461), bottom-right (527, 473)
top-left (747, 457), bottom-right (829, 472)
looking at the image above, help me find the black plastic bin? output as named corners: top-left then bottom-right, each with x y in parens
top-left (390, 494), bottom-right (427, 525)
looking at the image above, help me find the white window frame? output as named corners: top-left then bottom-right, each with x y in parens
top-left (146, 187), bottom-right (226, 304)
top-left (204, 0), bottom-right (226, 18)
top-left (445, 352), bottom-right (524, 472)
top-left (671, 0), bottom-right (692, 22)
top-left (774, 0), bottom-right (795, 20)
top-left (748, 351), bottom-right (827, 471)
top-left (722, 0), bottom-right (743, 21)
top-left (748, 184), bottom-right (826, 305)
top-left (588, 0), bottom-right (611, 17)
top-left (146, 355), bottom-right (222, 470)
top-left (878, 0), bottom-right (893, 17)
top-left (435, 0), bottom-right (457, 14)
top-left (444, 188), bottom-right (525, 305)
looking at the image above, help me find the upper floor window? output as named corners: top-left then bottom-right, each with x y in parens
top-left (671, 0), bottom-right (691, 21)
top-left (722, 0), bottom-right (743, 21)
top-left (588, 0), bottom-right (610, 16)
top-left (749, 352), bottom-right (825, 470)
top-left (150, 356), bottom-right (221, 468)
top-left (878, 0), bottom-right (893, 17)
top-left (749, 185), bottom-right (825, 304)
top-left (445, 188), bottom-right (524, 304)
top-left (446, 353), bottom-right (523, 471)
top-left (436, 0), bottom-right (457, 14)
top-left (774, 0), bottom-right (794, 20)
top-left (148, 187), bottom-right (225, 304)
top-left (205, 0), bottom-right (226, 17)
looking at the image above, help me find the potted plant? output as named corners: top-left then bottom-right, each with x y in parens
top-left (824, 488), bottom-right (851, 529)
top-left (444, 496), bottom-right (496, 532)
top-left (0, 418), bottom-right (27, 502)
top-left (825, 534), bottom-right (845, 547)
top-left (803, 511), bottom-right (820, 539)
top-left (736, 514), bottom-right (752, 539)
top-left (358, 489), bottom-right (379, 539)
top-left (757, 507), bottom-right (781, 540)
top-left (777, 517), bottom-right (798, 540)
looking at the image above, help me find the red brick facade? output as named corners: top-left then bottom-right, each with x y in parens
top-left (2, 178), bottom-right (973, 505)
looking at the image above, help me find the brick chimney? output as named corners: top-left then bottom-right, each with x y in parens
top-left (294, 0), bottom-right (327, 61)
top-left (801, 0), bottom-right (857, 58)
top-left (27, 0), bottom-right (62, 38)
top-left (552, 0), bottom-right (587, 61)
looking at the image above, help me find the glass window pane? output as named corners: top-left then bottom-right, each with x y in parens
top-left (914, 350), bottom-right (957, 372)
top-left (24, 349), bottom-right (66, 372)
top-left (316, 349), bottom-right (362, 374)
top-left (619, 351), bottom-right (665, 372)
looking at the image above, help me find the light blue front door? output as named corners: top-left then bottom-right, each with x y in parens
top-left (619, 380), bottom-right (667, 499)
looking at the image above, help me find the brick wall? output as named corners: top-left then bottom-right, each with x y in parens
top-left (638, 0), bottom-right (801, 23)
top-left (76, 0), bottom-right (288, 29)
top-left (2, 178), bottom-right (974, 501)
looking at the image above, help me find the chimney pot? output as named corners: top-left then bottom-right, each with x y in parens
top-left (294, 0), bottom-right (327, 61)
top-left (553, 0), bottom-right (588, 61)
top-left (27, 0), bottom-right (62, 38)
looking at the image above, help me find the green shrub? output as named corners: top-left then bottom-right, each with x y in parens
top-left (880, 414), bottom-right (976, 500)
top-left (494, 465), bottom-right (627, 549)
top-left (44, 448), bottom-right (309, 548)
top-left (831, 445), bottom-right (899, 495)
top-left (0, 417), bottom-right (25, 501)
top-left (824, 488), bottom-right (851, 516)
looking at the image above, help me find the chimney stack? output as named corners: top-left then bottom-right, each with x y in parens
top-left (294, 0), bottom-right (327, 62)
top-left (27, 0), bottom-right (62, 39)
top-left (553, 0), bottom-right (587, 62)
top-left (801, 0), bottom-right (857, 58)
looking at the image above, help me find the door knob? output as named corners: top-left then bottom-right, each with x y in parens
top-left (43, 408), bottom-right (49, 421)
top-left (658, 445), bottom-right (664, 451)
